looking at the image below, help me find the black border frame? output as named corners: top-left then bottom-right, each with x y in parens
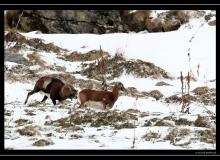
top-left (1, 4), bottom-right (218, 156)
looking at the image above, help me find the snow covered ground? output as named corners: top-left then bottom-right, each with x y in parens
top-left (4, 10), bottom-right (216, 150)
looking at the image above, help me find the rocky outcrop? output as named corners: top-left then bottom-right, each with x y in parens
top-left (5, 10), bottom-right (195, 34)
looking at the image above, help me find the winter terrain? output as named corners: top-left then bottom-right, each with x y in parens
top-left (4, 10), bottom-right (216, 150)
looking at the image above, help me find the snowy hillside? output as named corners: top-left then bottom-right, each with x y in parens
top-left (4, 10), bottom-right (216, 150)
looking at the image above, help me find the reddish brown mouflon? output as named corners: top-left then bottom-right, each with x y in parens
top-left (78, 82), bottom-right (126, 109)
top-left (24, 76), bottom-right (77, 105)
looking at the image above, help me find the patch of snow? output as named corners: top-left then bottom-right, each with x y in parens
top-left (5, 62), bottom-right (22, 70)
top-left (29, 65), bottom-right (41, 71)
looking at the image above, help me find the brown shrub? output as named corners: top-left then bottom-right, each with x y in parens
top-left (148, 90), bottom-right (163, 100)
top-left (142, 131), bottom-right (161, 141)
top-left (208, 20), bottom-right (216, 26)
top-left (175, 118), bottom-right (193, 126)
top-left (27, 52), bottom-right (47, 67)
top-left (65, 50), bottom-right (109, 62)
top-left (194, 115), bottom-right (209, 127)
top-left (17, 125), bottom-right (40, 136)
top-left (165, 95), bottom-right (181, 103)
top-left (198, 128), bottom-right (216, 144)
top-left (33, 139), bottom-right (54, 146)
top-left (193, 87), bottom-right (209, 95)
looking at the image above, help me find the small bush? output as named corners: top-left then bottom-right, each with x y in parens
top-left (32, 139), bottom-right (54, 147)
top-left (193, 87), bottom-right (209, 95)
top-left (198, 128), bottom-right (216, 144)
top-left (208, 20), bottom-right (216, 26)
top-left (148, 90), bottom-right (163, 100)
top-left (179, 128), bottom-right (190, 137)
top-left (64, 50), bottom-right (109, 62)
top-left (143, 120), bottom-right (152, 127)
top-left (70, 134), bottom-right (83, 139)
top-left (154, 120), bottom-right (174, 127)
top-left (164, 128), bottom-right (178, 144)
top-left (113, 122), bottom-right (136, 129)
top-left (142, 131), bottom-right (161, 141)
top-left (175, 118), bottom-right (193, 126)
top-left (17, 125), bottom-right (39, 136)
top-left (155, 81), bottom-right (172, 86)
top-left (165, 95), bottom-right (181, 103)
top-left (194, 115), bottom-right (209, 127)
top-left (15, 119), bottom-right (32, 126)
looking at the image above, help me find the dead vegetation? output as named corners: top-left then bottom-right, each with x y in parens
top-left (175, 118), bottom-right (193, 126)
top-left (81, 53), bottom-right (171, 81)
top-left (64, 50), bottom-right (109, 62)
top-left (193, 86), bottom-right (209, 95)
top-left (5, 30), bottom-right (67, 53)
top-left (165, 95), bottom-right (181, 103)
top-left (32, 139), bottom-right (54, 146)
top-left (45, 109), bottom-right (137, 129)
top-left (165, 87), bottom-right (215, 106)
top-left (17, 125), bottom-right (41, 137)
top-left (197, 128), bottom-right (216, 144)
top-left (155, 81), bottom-right (172, 86)
top-left (142, 131), bottom-right (161, 141)
top-left (27, 52), bottom-right (47, 67)
top-left (70, 134), bottom-right (83, 139)
top-left (15, 119), bottom-right (33, 126)
top-left (194, 115), bottom-right (210, 128)
top-left (113, 122), bottom-right (136, 129)
top-left (164, 128), bottom-right (190, 145)
top-left (148, 90), bottom-right (164, 100)
top-left (154, 119), bottom-right (174, 127)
